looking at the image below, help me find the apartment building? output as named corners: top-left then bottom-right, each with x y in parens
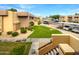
top-left (59, 14), bottom-right (79, 22)
top-left (0, 10), bottom-right (34, 32)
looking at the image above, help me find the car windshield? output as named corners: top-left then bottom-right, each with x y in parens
top-left (65, 26), bottom-right (69, 27)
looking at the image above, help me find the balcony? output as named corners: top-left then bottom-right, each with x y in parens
top-left (38, 34), bottom-right (79, 55)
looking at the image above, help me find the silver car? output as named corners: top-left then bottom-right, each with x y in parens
top-left (72, 27), bottom-right (79, 33)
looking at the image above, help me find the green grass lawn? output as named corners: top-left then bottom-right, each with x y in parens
top-left (0, 42), bottom-right (32, 55)
top-left (28, 26), bottom-right (62, 38)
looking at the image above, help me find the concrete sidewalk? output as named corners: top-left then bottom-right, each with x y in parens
top-left (28, 38), bottom-right (51, 55)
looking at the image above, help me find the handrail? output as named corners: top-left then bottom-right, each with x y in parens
top-left (38, 41), bottom-right (52, 50)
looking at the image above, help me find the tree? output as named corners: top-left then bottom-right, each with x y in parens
top-left (49, 15), bottom-right (60, 19)
top-left (7, 8), bottom-right (17, 12)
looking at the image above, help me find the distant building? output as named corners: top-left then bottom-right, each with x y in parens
top-left (59, 13), bottom-right (79, 22)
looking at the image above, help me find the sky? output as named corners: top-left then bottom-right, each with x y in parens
top-left (0, 4), bottom-right (79, 17)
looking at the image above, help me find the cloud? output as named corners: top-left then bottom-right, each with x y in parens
top-left (70, 8), bottom-right (79, 14)
top-left (0, 4), bottom-right (34, 12)
top-left (16, 4), bottom-right (34, 12)
top-left (0, 5), bottom-right (11, 10)
top-left (31, 12), bottom-right (42, 17)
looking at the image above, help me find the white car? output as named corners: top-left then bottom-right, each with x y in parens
top-left (72, 27), bottom-right (79, 33)
top-left (63, 26), bottom-right (70, 30)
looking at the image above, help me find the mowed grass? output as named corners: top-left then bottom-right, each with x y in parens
top-left (28, 26), bottom-right (62, 38)
top-left (0, 42), bottom-right (32, 55)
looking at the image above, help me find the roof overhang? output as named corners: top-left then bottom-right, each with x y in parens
top-left (0, 10), bottom-right (8, 16)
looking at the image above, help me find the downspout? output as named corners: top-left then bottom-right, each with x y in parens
top-left (2, 16), bottom-right (4, 32)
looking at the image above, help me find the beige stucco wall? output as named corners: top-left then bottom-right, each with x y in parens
top-left (52, 34), bottom-right (70, 45)
top-left (59, 16), bottom-right (68, 22)
top-left (3, 11), bottom-right (14, 32)
top-left (13, 12), bottom-right (20, 31)
top-left (60, 16), bottom-right (73, 22)
top-left (13, 12), bottom-right (20, 24)
top-left (0, 16), bottom-right (2, 32)
top-left (52, 34), bottom-right (79, 53)
top-left (18, 16), bottom-right (29, 27)
top-left (70, 35), bottom-right (79, 52)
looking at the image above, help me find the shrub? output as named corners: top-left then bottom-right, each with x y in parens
top-left (12, 32), bottom-right (19, 37)
top-left (38, 21), bottom-right (41, 25)
top-left (0, 32), bottom-right (2, 36)
top-left (25, 27), bottom-right (27, 29)
top-left (10, 45), bottom-right (25, 55)
top-left (29, 21), bottom-right (34, 26)
top-left (28, 26), bottom-right (33, 31)
top-left (7, 31), bottom-right (12, 35)
top-left (20, 27), bottom-right (25, 29)
top-left (20, 27), bottom-right (27, 33)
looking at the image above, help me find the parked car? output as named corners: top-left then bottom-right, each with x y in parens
top-left (72, 27), bottom-right (79, 33)
top-left (63, 25), bottom-right (70, 30)
top-left (43, 21), bottom-right (49, 24)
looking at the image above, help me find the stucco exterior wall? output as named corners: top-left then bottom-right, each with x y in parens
top-left (70, 35), bottom-right (79, 52)
top-left (0, 16), bottom-right (2, 32)
top-left (59, 16), bottom-right (68, 22)
top-left (51, 34), bottom-right (70, 45)
top-left (3, 11), bottom-right (14, 32)
top-left (13, 12), bottom-right (20, 31)
top-left (18, 17), bottom-right (29, 27)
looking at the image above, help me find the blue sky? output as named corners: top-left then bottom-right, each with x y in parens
top-left (0, 4), bottom-right (79, 17)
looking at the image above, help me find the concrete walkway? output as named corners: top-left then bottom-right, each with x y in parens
top-left (0, 30), bottom-right (33, 42)
top-left (28, 38), bottom-right (51, 55)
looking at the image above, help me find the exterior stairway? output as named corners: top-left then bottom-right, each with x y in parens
top-left (45, 46), bottom-right (63, 55)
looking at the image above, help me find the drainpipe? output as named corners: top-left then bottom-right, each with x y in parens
top-left (2, 16), bottom-right (4, 32)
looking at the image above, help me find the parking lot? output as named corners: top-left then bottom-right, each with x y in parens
top-left (43, 23), bottom-right (79, 39)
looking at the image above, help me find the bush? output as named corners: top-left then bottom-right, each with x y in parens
top-left (20, 27), bottom-right (25, 29)
top-left (12, 32), bottom-right (19, 37)
top-left (28, 26), bottom-right (33, 31)
top-left (25, 27), bottom-right (27, 29)
top-left (10, 45), bottom-right (25, 55)
top-left (38, 21), bottom-right (41, 25)
top-left (0, 32), bottom-right (2, 36)
top-left (20, 27), bottom-right (27, 33)
top-left (29, 21), bottom-right (34, 26)
top-left (7, 31), bottom-right (12, 35)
